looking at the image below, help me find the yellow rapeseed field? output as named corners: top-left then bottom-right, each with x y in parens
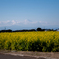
top-left (0, 31), bottom-right (59, 52)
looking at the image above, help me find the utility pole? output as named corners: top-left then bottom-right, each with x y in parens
top-left (5, 27), bottom-right (6, 30)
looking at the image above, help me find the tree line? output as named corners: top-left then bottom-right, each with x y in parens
top-left (0, 27), bottom-right (58, 32)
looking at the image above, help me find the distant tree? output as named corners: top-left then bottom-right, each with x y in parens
top-left (51, 29), bottom-right (54, 31)
top-left (47, 29), bottom-right (54, 31)
top-left (37, 27), bottom-right (42, 31)
top-left (29, 29), bottom-right (36, 31)
top-left (6, 29), bottom-right (12, 32)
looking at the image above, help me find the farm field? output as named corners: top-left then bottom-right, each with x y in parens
top-left (0, 31), bottom-right (59, 52)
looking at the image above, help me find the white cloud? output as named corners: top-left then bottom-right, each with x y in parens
top-left (12, 20), bottom-right (16, 25)
top-left (0, 19), bottom-right (58, 29)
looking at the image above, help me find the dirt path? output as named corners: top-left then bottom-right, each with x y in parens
top-left (0, 50), bottom-right (59, 59)
top-left (0, 53), bottom-right (37, 59)
top-left (0, 53), bottom-right (46, 59)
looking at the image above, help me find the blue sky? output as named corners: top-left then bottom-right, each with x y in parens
top-left (0, 0), bottom-right (59, 30)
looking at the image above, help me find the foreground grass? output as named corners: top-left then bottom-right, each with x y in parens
top-left (0, 31), bottom-right (59, 52)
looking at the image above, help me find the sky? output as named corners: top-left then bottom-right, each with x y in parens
top-left (0, 0), bottom-right (59, 30)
